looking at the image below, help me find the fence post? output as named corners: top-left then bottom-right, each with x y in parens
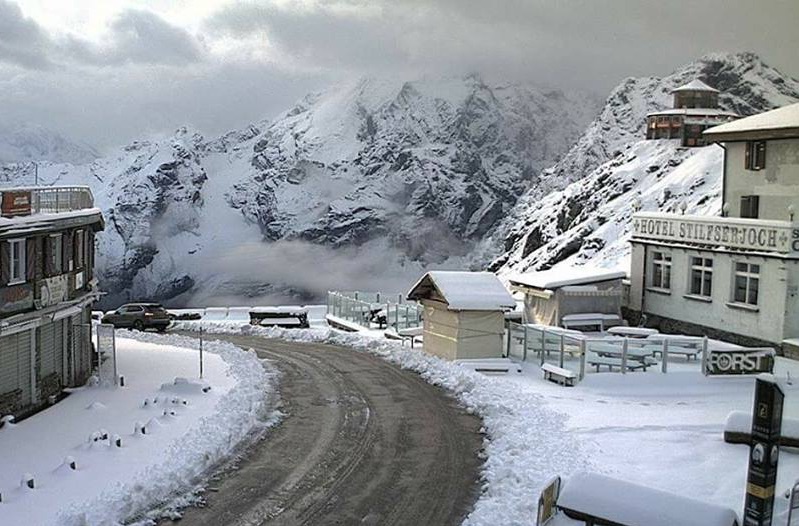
top-left (579, 339), bottom-right (587, 381)
top-left (621, 338), bottom-right (628, 375)
top-left (522, 325), bottom-right (528, 362)
top-left (506, 322), bottom-right (512, 358)
top-left (540, 330), bottom-right (546, 366)
top-left (559, 334), bottom-right (565, 368)
top-left (395, 303), bottom-right (399, 330)
top-left (701, 336), bottom-right (709, 376)
top-left (661, 339), bottom-right (669, 373)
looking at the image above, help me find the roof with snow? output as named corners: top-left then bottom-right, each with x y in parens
top-left (508, 267), bottom-right (627, 291)
top-left (671, 79), bottom-right (719, 93)
top-left (704, 102), bottom-right (799, 141)
top-left (407, 271), bottom-right (515, 311)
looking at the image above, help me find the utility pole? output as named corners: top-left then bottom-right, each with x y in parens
top-left (33, 161), bottom-right (38, 186)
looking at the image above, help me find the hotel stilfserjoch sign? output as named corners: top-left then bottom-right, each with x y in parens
top-left (632, 215), bottom-right (799, 254)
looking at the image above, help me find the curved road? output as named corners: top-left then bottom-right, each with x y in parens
top-left (163, 334), bottom-right (483, 526)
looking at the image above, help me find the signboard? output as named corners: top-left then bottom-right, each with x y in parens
top-left (537, 476), bottom-right (561, 525)
top-left (0, 191), bottom-right (32, 217)
top-left (788, 480), bottom-right (799, 526)
top-left (743, 378), bottom-right (784, 526)
top-left (631, 214), bottom-right (796, 254)
top-left (39, 275), bottom-right (69, 308)
top-left (0, 283), bottom-right (34, 315)
top-left (706, 349), bottom-right (775, 376)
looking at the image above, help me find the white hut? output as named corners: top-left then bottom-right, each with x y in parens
top-left (509, 267), bottom-right (627, 329)
top-left (407, 271), bottom-right (515, 361)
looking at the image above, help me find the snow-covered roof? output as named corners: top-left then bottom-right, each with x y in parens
top-left (704, 102), bottom-right (799, 139)
top-left (671, 79), bottom-right (719, 93)
top-left (407, 271), bottom-right (515, 311)
top-left (509, 267), bottom-right (627, 290)
top-left (646, 108), bottom-right (737, 117)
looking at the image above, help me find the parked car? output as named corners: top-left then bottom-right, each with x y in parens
top-left (101, 303), bottom-right (171, 332)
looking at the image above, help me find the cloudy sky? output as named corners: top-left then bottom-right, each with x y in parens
top-left (1, 0), bottom-right (797, 152)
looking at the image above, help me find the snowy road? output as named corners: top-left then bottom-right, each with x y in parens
top-left (162, 334), bottom-right (483, 526)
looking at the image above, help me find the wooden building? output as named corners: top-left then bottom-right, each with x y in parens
top-left (407, 271), bottom-right (515, 361)
top-left (646, 79), bottom-right (738, 147)
top-left (0, 186), bottom-right (104, 419)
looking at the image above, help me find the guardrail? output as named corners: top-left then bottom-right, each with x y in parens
top-left (0, 186), bottom-right (95, 217)
top-left (326, 291), bottom-right (423, 331)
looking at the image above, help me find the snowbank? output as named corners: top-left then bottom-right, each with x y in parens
top-left (174, 322), bottom-right (593, 525)
top-left (0, 331), bottom-right (278, 526)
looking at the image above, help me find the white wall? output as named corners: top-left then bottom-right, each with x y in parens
top-left (725, 139), bottom-right (799, 220)
top-left (639, 245), bottom-right (789, 343)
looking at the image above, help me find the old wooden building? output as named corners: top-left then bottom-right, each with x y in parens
top-left (646, 79), bottom-right (738, 147)
top-left (0, 186), bottom-right (104, 419)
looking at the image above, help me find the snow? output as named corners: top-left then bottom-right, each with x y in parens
top-left (671, 79), bottom-right (720, 93)
top-left (174, 319), bottom-right (799, 525)
top-left (0, 331), bottom-right (277, 526)
top-left (509, 267), bottom-right (627, 290)
top-left (725, 410), bottom-right (799, 438)
top-left (407, 271), bottom-right (516, 311)
top-left (557, 472), bottom-right (738, 526)
top-left (705, 102), bottom-right (799, 135)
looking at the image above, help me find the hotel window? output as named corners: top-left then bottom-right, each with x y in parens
top-left (651, 251), bottom-right (672, 290)
top-left (733, 262), bottom-right (760, 306)
top-left (689, 257), bottom-right (713, 297)
top-left (8, 239), bottom-right (26, 285)
top-left (740, 195), bottom-right (760, 219)
top-left (745, 141), bottom-right (767, 170)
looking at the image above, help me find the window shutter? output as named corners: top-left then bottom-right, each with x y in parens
top-left (744, 142), bottom-right (752, 170)
top-left (26, 238), bottom-right (36, 281)
top-left (0, 241), bottom-right (9, 285)
top-left (63, 231), bottom-right (72, 272)
top-left (44, 237), bottom-right (54, 277)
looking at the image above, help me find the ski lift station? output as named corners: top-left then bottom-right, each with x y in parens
top-left (406, 271), bottom-right (515, 361)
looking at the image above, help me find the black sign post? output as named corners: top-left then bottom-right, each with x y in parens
top-left (743, 378), bottom-right (784, 526)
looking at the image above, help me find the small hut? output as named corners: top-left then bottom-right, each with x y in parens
top-left (509, 268), bottom-right (627, 329)
top-left (407, 271), bottom-right (515, 361)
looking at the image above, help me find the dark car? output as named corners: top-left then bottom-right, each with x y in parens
top-left (101, 303), bottom-right (171, 332)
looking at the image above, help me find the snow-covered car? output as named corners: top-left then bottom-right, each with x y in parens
top-left (101, 303), bottom-right (171, 332)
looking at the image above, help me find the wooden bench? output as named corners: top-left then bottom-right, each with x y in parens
top-left (541, 363), bottom-right (577, 386)
top-left (588, 355), bottom-right (650, 372)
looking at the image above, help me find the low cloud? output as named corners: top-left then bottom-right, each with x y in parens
top-left (0, 0), bottom-right (54, 69)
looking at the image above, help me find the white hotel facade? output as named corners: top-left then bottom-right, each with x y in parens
top-left (628, 103), bottom-right (799, 356)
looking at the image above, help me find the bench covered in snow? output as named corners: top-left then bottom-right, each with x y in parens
top-left (455, 358), bottom-right (522, 375)
top-left (587, 355), bottom-right (651, 372)
top-left (557, 472), bottom-right (740, 526)
top-left (561, 313), bottom-right (621, 332)
top-left (541, 363), bottom-right (577, 386)
top-left (250, 306), bottom-right (310, 328)
top-left (724, 410), bottom-right (799, 448)
top-left (641, 343), bottom-right (701, 360)
top-left (606, 326), bottom-right (658, 338)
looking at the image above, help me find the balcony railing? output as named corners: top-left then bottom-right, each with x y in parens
top-left (0, 186), bottom-right (95, 217)
top-left (631, 212), bottom-right (798, 255)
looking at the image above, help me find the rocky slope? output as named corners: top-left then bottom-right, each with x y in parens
top-left (485, 52), bottom-right (799, 276)
top-left (0, 124), bottom-right (99, 165)
top-left (0, 75), bottom-right (599, 306)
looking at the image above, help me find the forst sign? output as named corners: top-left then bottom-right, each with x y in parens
top-left (631, 216), bottom-right (796, 253)
top-left (706, 350), bottom-right (775, 376)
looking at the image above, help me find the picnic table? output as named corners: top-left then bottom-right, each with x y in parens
top-left (642, 343), bottom-right (701, 361)
top-left (589, 342), bottom-right (657, 362)
top-left (587, 354), bottom-right (651, 372)
top-left (606, 326), bottom-right (659, 338)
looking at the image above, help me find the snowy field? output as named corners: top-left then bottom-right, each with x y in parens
top-left (0, 332), bottom-right (277, 526)
top-left (176, 318), bottom-right (799, 525)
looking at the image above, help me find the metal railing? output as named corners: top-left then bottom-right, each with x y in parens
top-left (0, 186), bottom-right (95, 216)
top-left (326, 291), bottom-right (423, 331)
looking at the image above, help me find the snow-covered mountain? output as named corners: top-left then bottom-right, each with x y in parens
top-left (0, 75), bottom-right (599, 306)
top-left (486, 52), bottom-right (799, 277)
top-left (0, 124), bottom-right (99, 165)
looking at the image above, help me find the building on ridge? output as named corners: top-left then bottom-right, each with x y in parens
top-left (645, 79), bottom-right (739, 147)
